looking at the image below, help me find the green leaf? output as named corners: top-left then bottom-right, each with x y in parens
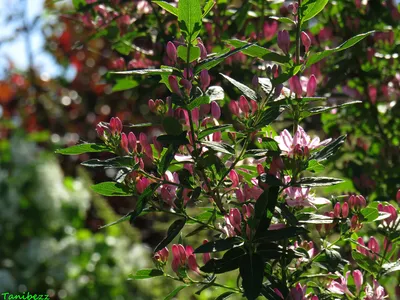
top-left (55, 143), bottom-right (112, 155)
top-left (269, 16), bottom-right (296, 24)
top-left (198, 125), bottom-right (233, 140)
top-left (215, 292), bottom-right (236, 300)
top-left (306, 31), bottom-right (374, 67)
top-left (302, 101), bottom-right (362, 118)
top-left (297, 213), bottom-right (334, 224)
top-left (225, 39), bottom-right (289, 63)
top-left (157, 132), bottom-right (190, 146)
top-left (194, 43), bottom-right (253, 74)
top-left (254, 187), bottom-right (280, 236)
top-left (130, 184), bottom-right (158, 224)
top-left (153, 1), bottom-right (178, 16)
top-left (360, 207), bottom-right (379, 223)
top-left (352, 250), bottom-right (379, 276)
top-left (220, 73), bottom-right (258, 100)
top-left (81, 156), bottom-right (136, 169)
top-left (293, 177), bottom-right (344, 187)
top-left (112, 78), bottom-right (138, 92)
top-left (203, 0), bottom-right (215, 17)
top-left (154, 218), bottom-right (186, 252)
top-left (200, 247), bottom-right (246, 273)
top-left (178, 0), bottom-right (202, 39)
top-left (177, 45), bottom-right (201, 63)
top-left (164, 285), bottom-right (189, 300)
top-left (99, 212), bottom-right (131, 229)
top-left (306, 159), bottom-right (325, 173)
top-left (255, 227), bottom-right (309, 242)
top-left (194, 237), bottom-right (244, 253)
top-left (381, 260), bottom-right (400, 276)
top-left (271, 64), bottom-right (302, 85)
top-left (187, 95), bottom-right (210, 110)
top-left (254, 107), bottom-right (283, 130)
top-left (158, 145), bottom-right (177, 174)
top-left (91, 182), bottom-right (133, 196)
top-left (111, 68), bottom-right (174, 76)
top-left (202, 141), bottom-right (235, 155)
top-left (163, 117), bottom-right (183, 135)
top-left (240, 254), bottom-right (264, 300)
top-left (72, 0), bottom-right (87, 10)
top-left (301, 0), bottom-right (329, 23)
top-left (128, 269), bottom-right (164, 280)
top-left (310, 135), bottom-right (346, 162)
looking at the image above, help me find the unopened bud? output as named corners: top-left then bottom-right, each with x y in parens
top-left (301, 31), bottom-right (311, 53)
top-left (277, 30), bottom-right (290, 55)
top-left (128, 132), bottom-right (137, 152)
top-left (180, 78), bottom-right (192, 95)
top-left (168, 76), bottom-right (182, 96)
top-left (334, 202), bottom-right (341, 218)
top-left (211, 101), bottom-right (221, 119)
top-left (342, 202), bottom-right (349, 218)
top-left (166, 41), bottom-right (177, 65)
top-left (238, 95), bottom-right (250, 116)
top-left (200, 70), bottom-right (210, 90)
top-left (229, 100), bottom-right (240, 116)
top-left (148, 99), bottom-right (156, 112)
top-left (306, 75), bottom-right (317, 97)
top-left (197, 38), bottom-right (207, 59)
top-left (289, 76), bottom-right (303, 97)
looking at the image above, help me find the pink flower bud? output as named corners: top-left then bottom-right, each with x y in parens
top-left (257, 164), bottom-right (264, 175)
top-left (183, 68), bottom-right (193, 79)
top-left (368, 237), bottom-right (380, 258)
top-left (180, 78), bottom-right (192, 95)
top-left (211, 101), bottom-right (221, 119)
top-left (187, 254), bottom-right (200, 274)
top-left (229, 100), bottom-right (240, 116)
top-left (238, 95), bottom-right (250, 116)
top-left (112, 57), bottom-right (125, 70)
top-left (168, 75), bottom-right (182, 96)
top-left (202, 240), bottom-right (211, 264)
top-left (128, 132), bottom-right (137, 152)
top-left (277, 30), bottom-right (290, 55)
top-left (357, 237), bottom-right (367, 255)
top-left (136, 177), bottom-right (150, 194)
top-left (197, 38), bottom-right (207, 59)
top-left (192, 107), bottom-right (200, 125)
top-left (148, 99), bottom-right (156, 112)
top-left (342, 202), bottom-right (349, 218)
top-left (334, 202), bottom-right (341, 218)
top-left (229, 208), bottom-right (242, 232)
top-left (96, 124), bottom-right (105, 139)
top-left (109, 117), bottom-right (117, 135)
top-left (120, 133), bottom-right (129, 154)
top-left (212, 131), bottom-right (222, 142)
top-left (236, 189), bottom-right (245, 203)
top-left (153, 136), bottom-right (163, 155)
top-left (289, 76), bottom-right (303, 97)
top-left (115, 117), bottom-right (123, 133)
top-left (230, 169), bottom-right (239, 188)
top-left (352, 270), bottom-right (363, 294)
top-left (250, 99), bottom-right (258, 115)
top-left (166, 41), bottom-right (177, 65)
top-left (306, 75), bottom-right (317, 97)
top-left (139, 133), bottom-right (153, 160)
top-left (351, 215), bottom-right (361, 231)
top-left (301, 31), bottom-right (311, 53)
top-left (200, 70), bottom-right (210, 90)
top-left (357, 195), bottom-right (367, 208)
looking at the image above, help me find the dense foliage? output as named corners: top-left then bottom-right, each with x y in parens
top-left (1, 0), bottom-right (399, 299)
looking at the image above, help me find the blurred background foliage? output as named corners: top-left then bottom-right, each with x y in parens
top-left (0, 0), bottom-right (399, 299)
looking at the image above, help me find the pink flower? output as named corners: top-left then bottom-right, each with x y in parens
top-left (229, 169), bottom-right (239, 188)
top-left (377, 203), bottom-right (398, 227)
top-left (283, 177), bottom-right (330, 208)
top-left (166, 41), bottom-right (177, 65)
top-left (289, 283), bottom-right (307, 300)
top-left (365, 279), bottom-right (387, 300)
top-left (327, 271), bottom-right (354, 297)
top-left (274, 126), bottom-right (331, 158)
top-left (221, 208), bottom-right (242, 237)
top-left (159, 171), bottom-right (180, 207)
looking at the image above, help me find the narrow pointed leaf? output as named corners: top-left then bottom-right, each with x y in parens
top-left (154, 218), bottom-right (186, 252)
top-left (194, 237), bottom-right (244, 253)
top-left (91, 182), bottom-right (133, 196)
top-left (220, 73), bottom-right (258, 100)
top-left (240, 254), bottom-right (264, 300)
top-left (128, 269), bottom-right (164, 280)
top-left (55, 143), bottom-right (112, 155)
top-left (153, 1), bottom-right (178, 16)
